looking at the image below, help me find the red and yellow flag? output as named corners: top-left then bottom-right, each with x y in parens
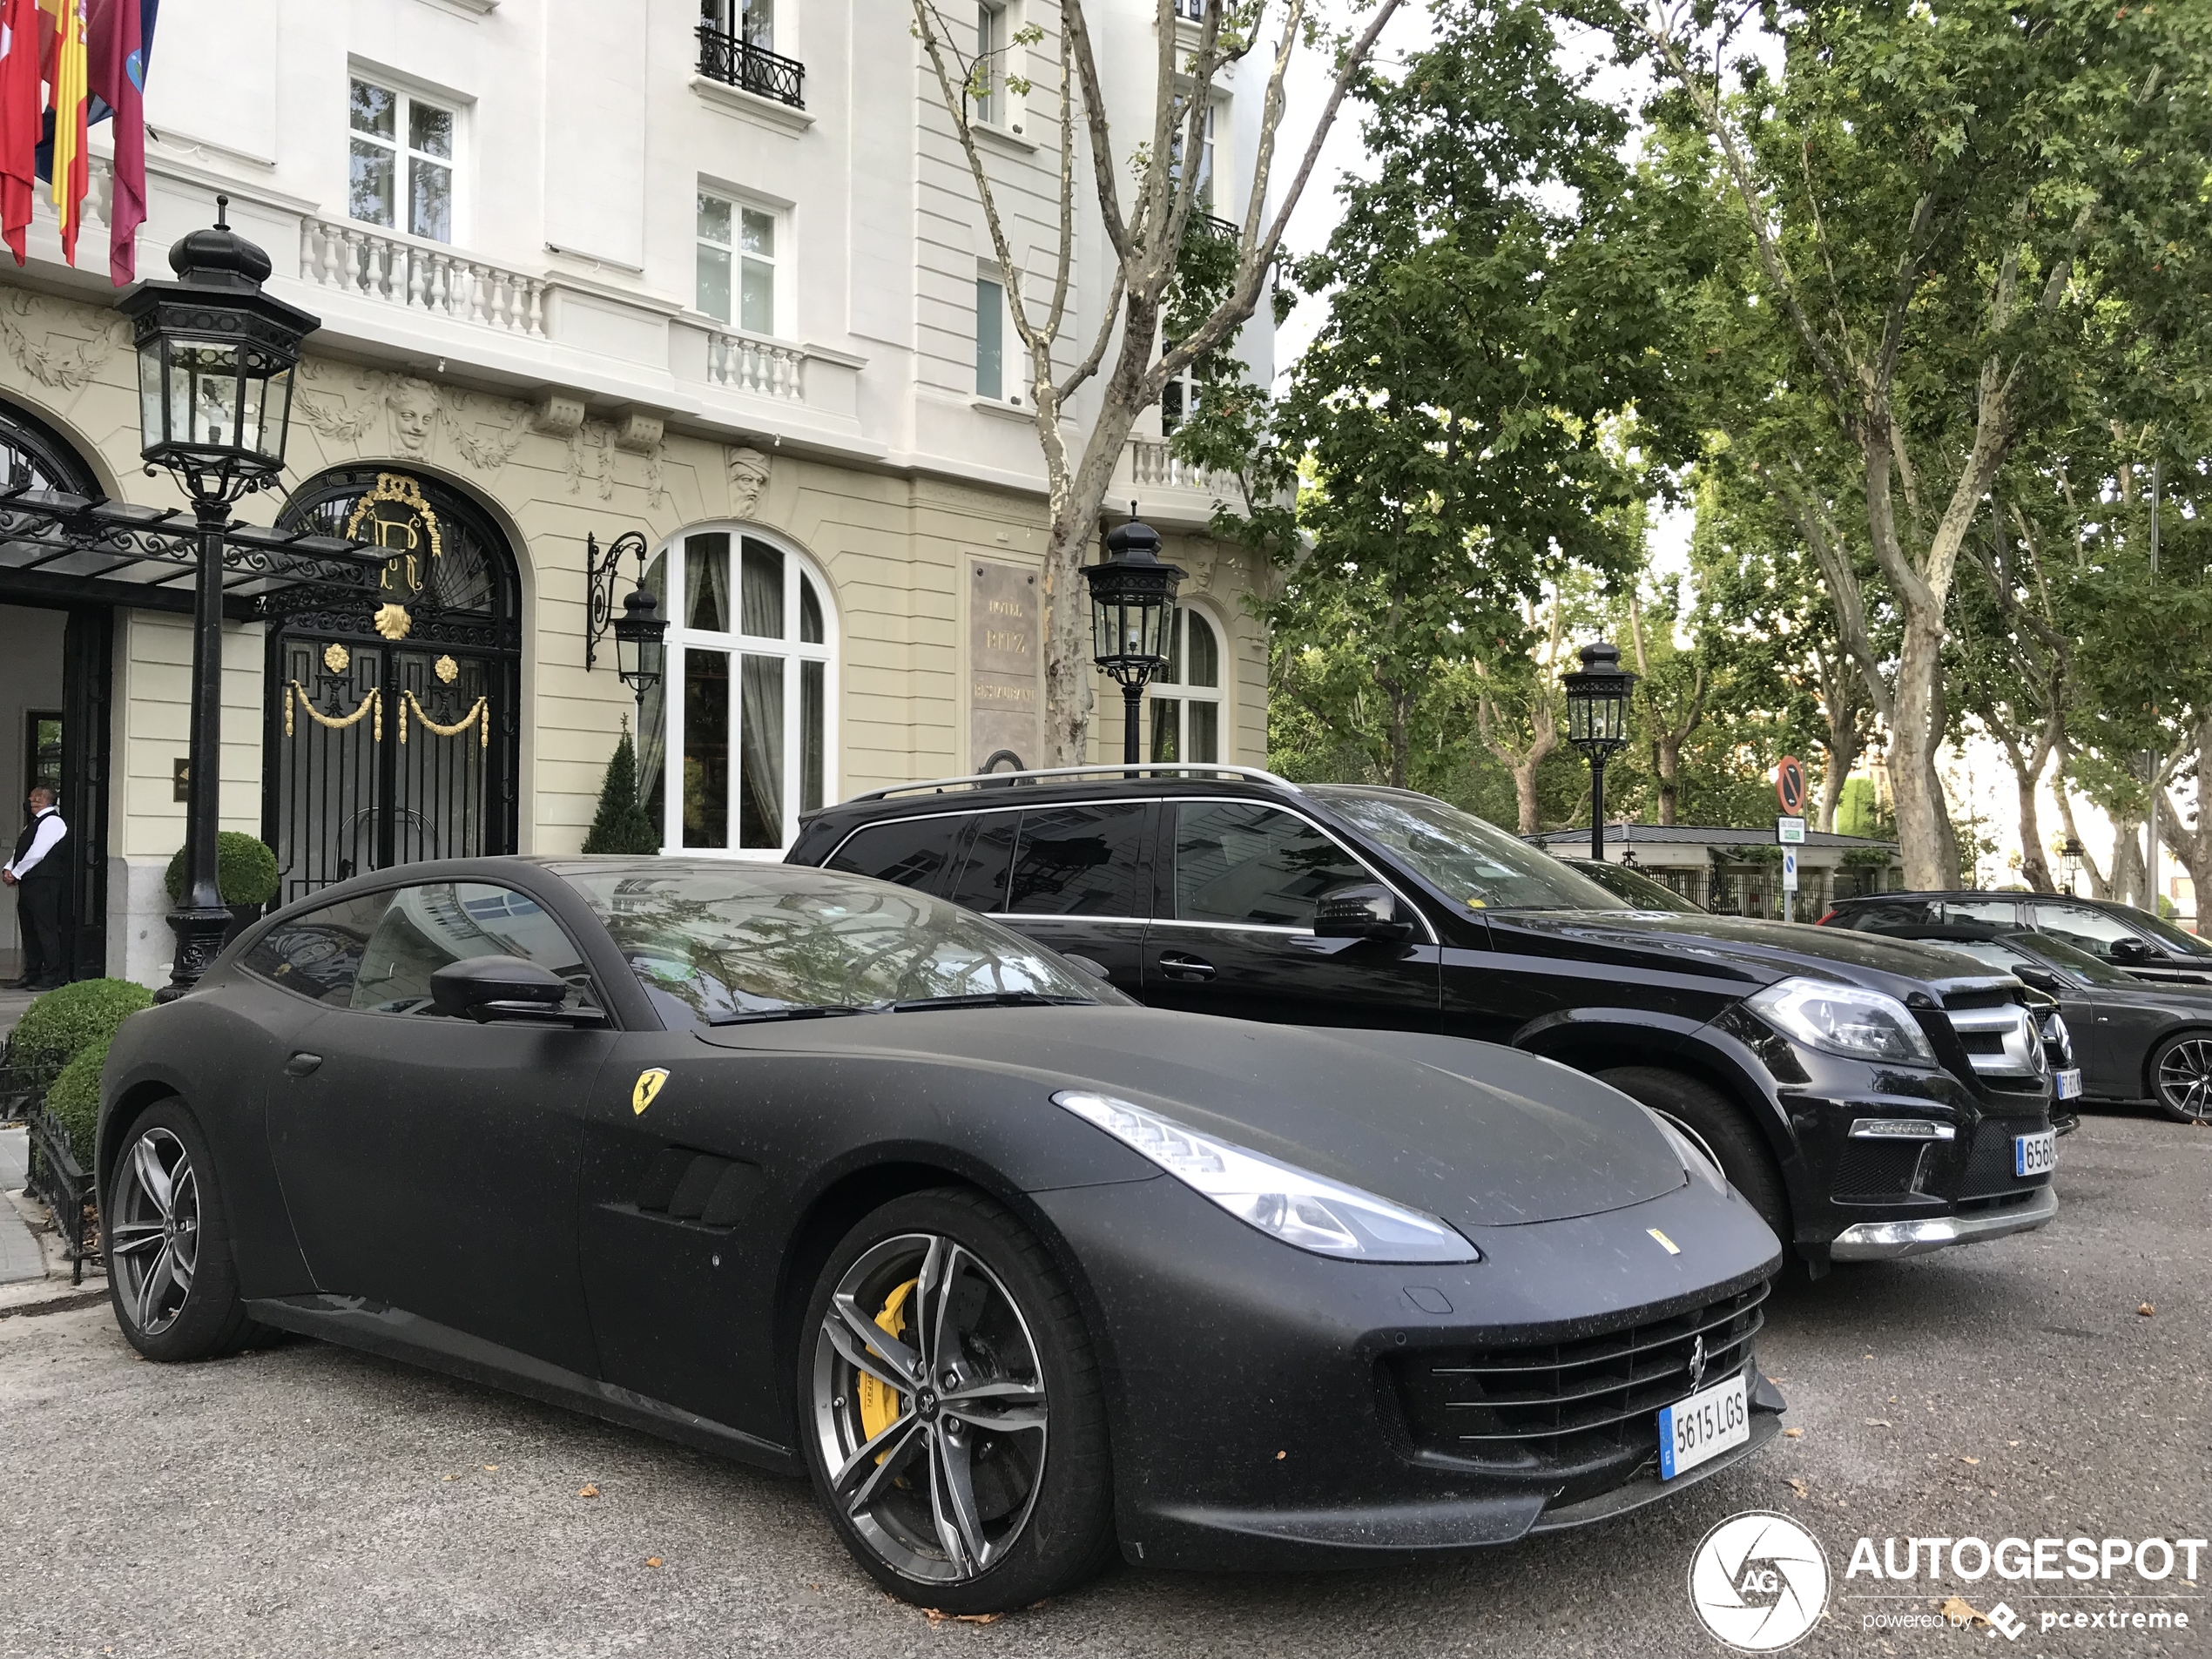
top-left (0, 0), bottom-right (39, 264)
top-left (37, 0), bottom-right (84, 264)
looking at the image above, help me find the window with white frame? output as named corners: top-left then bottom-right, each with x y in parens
top-left (1148, 604), bottom-right (1223, 764)
top-left (974, 1), bottom-right (1008, 125)
top-left (698, 192), bottom-right (779, 335)
top-left (975, 276), bottom-right (1005, 398)
top-left (1160, 362), bottom-right (1198, 435)
top-left (639, 529), bottom-right (835, 856)
top-left (701, 0), bottom-right (773, 50)
top-left (348, 77), bottom-right (456, 243)
top-left (1168, 100), bottom-right (1217, 214)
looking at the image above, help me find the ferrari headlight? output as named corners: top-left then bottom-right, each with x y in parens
top-left (1747, 977), bottom-right (1938, 1067)
top-left (1052, 1091), bottom-right (1480, 1263)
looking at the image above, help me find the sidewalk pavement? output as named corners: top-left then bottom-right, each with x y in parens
top-left (0, 986), bottom-right (38, 1044)
top-left (0, 1125), bottom-right (46, 1285)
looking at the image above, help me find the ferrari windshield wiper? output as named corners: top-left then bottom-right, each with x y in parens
top-left (705, 1003), bottom-right (879, 1026)
top-left (887, 992), bottom-right (1096, 1013)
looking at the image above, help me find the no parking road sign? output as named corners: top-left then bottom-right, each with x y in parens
top-left (1775, 755), bottom-right (1807, 815)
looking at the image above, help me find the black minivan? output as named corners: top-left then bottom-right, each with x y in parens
top-left (788, 767), bottom-right (2059, 1274)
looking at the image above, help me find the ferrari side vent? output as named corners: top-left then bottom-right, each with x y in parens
top-left (634, 1148), bottom-right (765, 1228)
top-left (1392, 1279), bottom-right (1770, 1475)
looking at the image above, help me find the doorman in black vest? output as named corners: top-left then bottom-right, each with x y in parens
top-left (3, 786), bottom-right (67, 989)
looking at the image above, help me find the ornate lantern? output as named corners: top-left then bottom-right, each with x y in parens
top-left (1561, 640), bottom-right (1639, 860)
top-left (1082, 516), bottom-right (1184, 765)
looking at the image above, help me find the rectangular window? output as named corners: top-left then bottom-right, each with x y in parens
top-left (1187, 700), bottom-right (1218, 764)
top-left (349, 77), bottom-right (455, 242)
top-left (825, 817), bottom-right (962, 892)
top-left (1008, 804), bottom-right (1150, 917)
top-left (1172, 803), bottom-right (1366, 929)
top-left (1150, 698), bottom-right (1179, 764)
top-left (684, 650), bottom-right (732, 848)
top-left (740, 537), bottom-right (784, 637)
top-left (698, 195), bottom-right (779, 334)
top-left (974, 2), bottom-right (1004, 125)
top-left (701, 0), bottom-right (772, 50)
top-left (685, 532), bottom-right (732, 632)
top-left (975, 277), bottom-right (1004, 399)
top-left (800, 659), bottom-right (826, 813)
top-left (948, 809), bottom-right (1021, 911)
top-left (738, 655), bottom-right (785, 848)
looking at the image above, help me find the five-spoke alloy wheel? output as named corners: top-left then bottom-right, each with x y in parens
top-left (2151, 1033), bottom-right (2212, 1124)
top-left (801, 1189), bottom-right (1113, 1611)
top-left (105, 1099), bottom-right (256, 1361)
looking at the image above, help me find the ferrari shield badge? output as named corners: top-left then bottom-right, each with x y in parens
top-left (632, 1068), bottom-right (671, 1116)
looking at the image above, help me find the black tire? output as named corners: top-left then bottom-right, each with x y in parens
top-left (105, 1098), bottom-right (256, 1362)
top-left (1598, 1066), bottom-right (1792, 1245)
top-left (798, 1187), bottom-right (1114, 1612)
top-left (2146, 1031), bottom-right (2212, 1124)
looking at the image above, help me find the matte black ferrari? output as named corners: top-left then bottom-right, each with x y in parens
top-left (96, 857), bottom-right (1783, 1610)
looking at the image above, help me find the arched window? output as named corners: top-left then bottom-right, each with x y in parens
top-left (1147, 604), bottom-right (1224, 764)
top-left (643, 528), bottom-right (835, 856)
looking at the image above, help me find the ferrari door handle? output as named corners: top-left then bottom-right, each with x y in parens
top-left (284, 1052), bottom-right (323, 1077)
top-left (1158, 952), bottom-right (1217, 982)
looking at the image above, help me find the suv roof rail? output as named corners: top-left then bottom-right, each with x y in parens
top-left (840, 762), bottom-right (1301, 805)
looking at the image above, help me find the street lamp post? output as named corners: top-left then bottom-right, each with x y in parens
top-left (120, 199), bottom-right (318, 1000)
top-left (1561, 640), bottom-right (1638, 862)
top-left (2062, 836), bottom-right (2085, 897)
top-left (1082, 515), bottom-right (1184, 768)
top-left (585, 529), bottom-right (671, 717)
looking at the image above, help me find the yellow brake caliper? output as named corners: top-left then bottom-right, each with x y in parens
top-left (858, 1278), bottom-right (919, 1452)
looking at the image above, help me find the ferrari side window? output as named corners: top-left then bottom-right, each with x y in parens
top-left (1007, 804), bottom-right (1150, 917)
top-left (1172, 803), bottom-right (1368, 929)
top-left (350, 882), bottom-right (602, 1015)
top-left (239, 892), bottom-right (393, 1003)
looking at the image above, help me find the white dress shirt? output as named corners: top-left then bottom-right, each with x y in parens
top-left (6, 808), bottom-right (66, 880)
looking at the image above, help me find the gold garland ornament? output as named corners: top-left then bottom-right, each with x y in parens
top-left (286, 683), bottom-right (382, 741)
top-left (401, 690), bottom-right (489, 749)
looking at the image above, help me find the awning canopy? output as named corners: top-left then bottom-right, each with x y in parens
top-left (0, 485), bottom-right (392, 613)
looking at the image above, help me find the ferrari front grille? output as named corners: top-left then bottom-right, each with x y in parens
top-left (1393, 1280), bottom-right (1770, 1469)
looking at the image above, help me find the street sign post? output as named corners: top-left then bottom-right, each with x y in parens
top-left (1776, 816), bottom-right (1805, 844)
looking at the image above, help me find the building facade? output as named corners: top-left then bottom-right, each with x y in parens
top-left (0, 0), bottom-right (1272, 988)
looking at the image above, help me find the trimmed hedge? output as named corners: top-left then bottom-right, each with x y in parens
top-left (10, 977), bottom-right (152, 1089)
top-left (44, 1043), bottom-right (101, 1167)
top-left (163, 832), bottom-right (280, 907)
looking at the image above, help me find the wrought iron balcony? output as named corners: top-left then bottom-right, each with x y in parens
top-left (697, 24), bottom-right (806, 110)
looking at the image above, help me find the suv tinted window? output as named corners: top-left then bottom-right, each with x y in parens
top-left (825, 816), bottom-right (964, 894)
top-left (239, 892), bottom-right (392, 1003)
top-left (1838, 899), bottom-right (1939, 932)
top-left (1944, 898), bottom-right (2023, 933)
top-left (1008, 804), bottom-right (1150, 916)
top-left (946, 809), bottom-right (1020, 911)
top-left (351, 883), bottom-right (600, 1015)
top-left (1172, 802), bottom-right (1368, 928)
top-left (2031, 900), bottom-right (2144, 961)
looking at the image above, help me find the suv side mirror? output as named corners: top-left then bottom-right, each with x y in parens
top-left (1315, 885), bottom-right (1413, 942)
top-left (431, 955), bottom-right (606, 1026)
top-left (2109, 936), bottom-right (2155, 965)
top-left (2014, 966), bottom-right (2064, 995)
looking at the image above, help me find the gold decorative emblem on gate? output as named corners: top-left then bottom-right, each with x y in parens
top-left (322, 643), bottom-right (350, 674)
top-left (399, 689), bottom-right (489, 748)
top-left (373, 603), bottom-right (413, 641)
top-left (434, 654), bottom-right (460, 685)
top-left (284, 684), bottom-right (382, 740)
top-left (345, 472), bottom-right (445, 601)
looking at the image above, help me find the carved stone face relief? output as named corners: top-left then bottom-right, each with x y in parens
top-left (386, 378), bottom-right (442, 456)
top-left (727, 446), bottom-right (771, 519)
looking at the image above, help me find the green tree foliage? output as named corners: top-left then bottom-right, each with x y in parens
top-left (583, 724), bottom-right (661, 855)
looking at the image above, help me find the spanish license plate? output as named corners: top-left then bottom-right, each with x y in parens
top-left (2054, 1068), bottom-right (2083, 1101)
top-left (2014, 1129), bottom-right (2057, 1177)
top-left (1658, 1369), bottom-right (1750, 1480)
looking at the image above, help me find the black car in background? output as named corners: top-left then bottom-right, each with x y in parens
top-left (1824, 889), bottom-right (2212, 986)
top-left (790, 766), bottom-right (2060, 1274)
top-left (1561, 858), bottom-right (1708, 914)
top-left (1877, 927), bottom-right (2212, 1124)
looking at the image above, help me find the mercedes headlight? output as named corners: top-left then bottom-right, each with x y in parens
top-left (1052, 1091), bottom-right (1480, 1263)
top-left (1746, 977), bottom-right (1938, 1067)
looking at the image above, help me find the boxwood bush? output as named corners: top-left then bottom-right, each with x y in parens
top-left (44, 1042), bottom-right (102, 1167)
top-left (163, 832), bottom-right (280, 907)
top-left (10, 977), bottom-right (152, 1089)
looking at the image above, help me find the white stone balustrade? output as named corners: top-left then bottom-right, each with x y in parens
top-left (299, 219), bottom-right (549, 339)
top-left (706, 330), bottom-right (806, 401)
top-left (1129, 437), bottom-right (1233, 496)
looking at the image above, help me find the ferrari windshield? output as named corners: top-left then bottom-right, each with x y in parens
top-left (1309, 788), bottom-right (1622, 912)
top-left (561, 861), bottom-right (1122, 1027)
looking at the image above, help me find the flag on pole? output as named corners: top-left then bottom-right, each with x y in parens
top-left (86, 0), bottom-right (148, 283)
top-left (0, 0), bottom-right (39, 264)
top-left (36, 0), bottom-right (87, 265)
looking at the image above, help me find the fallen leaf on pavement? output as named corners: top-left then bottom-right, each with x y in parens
top-left (1783, 1427), bottom-right (1804, 1439)
top-left (578, 1484), bottom-right (600, 1498)
top-left (645, 1557), bottom-right (663, 1568)
top-left (1787, 1478), bottom-right (1809, 1498)
top-left (1959, 1456), bottom-right (1980, 1466)
top-left (2139, 1303), bottom-right (2155, 1317)
top-left (925, 1609), bottom-right (1003, 1625)
top-left (483, 1465), bottom-right (499, 1473)
top-left (1864, 1418), bottom-right (1892, 1427)
top-left (1937, 1595), bottom-right (1991, 1628)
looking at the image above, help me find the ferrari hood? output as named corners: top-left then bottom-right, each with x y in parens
top-left (700, 1007), bottom-right (1687, 1229)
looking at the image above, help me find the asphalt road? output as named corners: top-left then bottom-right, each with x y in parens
top-left (2, 1106), bottom-right (2203, 1659)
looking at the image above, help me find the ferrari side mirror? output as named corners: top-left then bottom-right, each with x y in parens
top-left (431, 954), bottom-right (607, 1026)
top-left (1314, 884), bottom-right (1413, 942)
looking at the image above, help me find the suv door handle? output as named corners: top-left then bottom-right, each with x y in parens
top-left (284, 1052), bottom-right (323, 1077)
top-left (1158, 952), bottom-right (1216, 982)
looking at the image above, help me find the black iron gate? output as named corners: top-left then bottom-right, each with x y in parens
top-left (266, 468), bottom-right (521, 906)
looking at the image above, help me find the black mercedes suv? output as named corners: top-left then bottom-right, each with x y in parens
top-left (787, 766), bottom-right (2059, 1274)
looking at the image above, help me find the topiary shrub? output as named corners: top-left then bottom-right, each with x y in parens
top-left (44, 1042), bottom-right (102, 1167)
top-left (164, 832), bottom-right (280, 907)
top-left (583, 723), bottom-right (661, 854)
top-left (9, 977), bottom-right (153, 1089)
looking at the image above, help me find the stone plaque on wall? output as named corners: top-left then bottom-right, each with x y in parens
top-left (969, 559), bottom-right (1041, 771)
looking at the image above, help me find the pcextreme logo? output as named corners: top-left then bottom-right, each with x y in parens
top-left (1689, 1511), bottom-right (1832, 1651)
